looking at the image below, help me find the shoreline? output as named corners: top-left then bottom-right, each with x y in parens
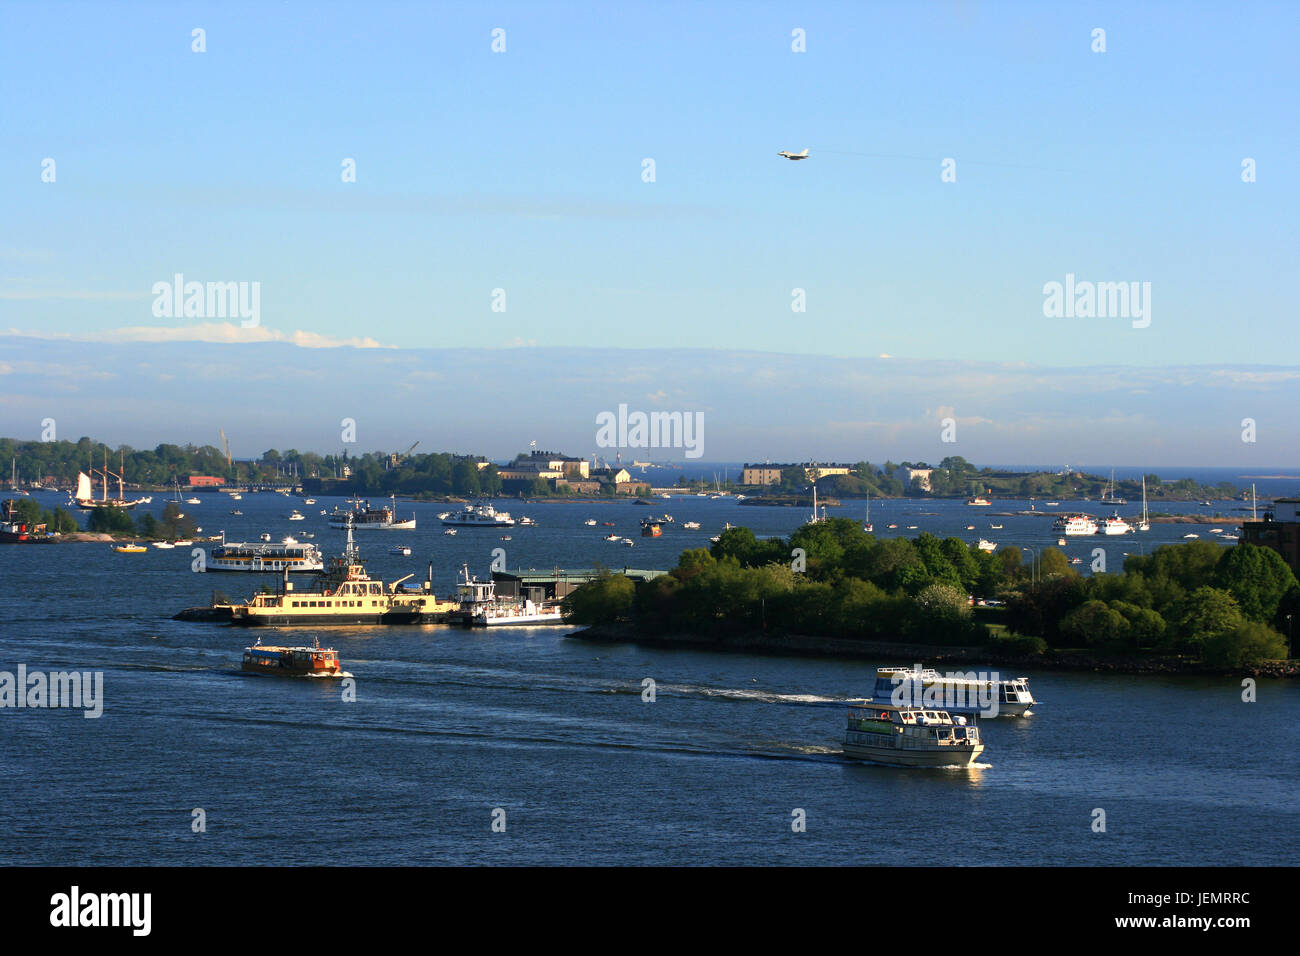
top-left (568, 622), bottom-right (1298, 678)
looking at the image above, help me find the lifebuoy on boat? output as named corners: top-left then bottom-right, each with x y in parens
top-left (879, 712), bottom-right (889, 720)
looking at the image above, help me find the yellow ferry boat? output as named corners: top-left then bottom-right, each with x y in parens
top-left (227, 515), bottom-right (457, 626)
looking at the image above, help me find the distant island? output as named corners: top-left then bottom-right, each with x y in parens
top-left (1, 440), bottom-right (1257, 505)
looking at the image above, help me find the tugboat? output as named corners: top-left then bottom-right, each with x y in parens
top-left (843, 701), bottom-right (984, 767)
top-left (1, 499), bottom-right (56, 544)
top-left (640, 517), bottom-right (662, 537)
top-left (447, 565), bottom-right (565, 627)
top-left (241, 636), bottom-right (349, 678)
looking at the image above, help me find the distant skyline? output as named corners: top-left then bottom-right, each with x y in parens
top-left (2, 3), bottom-right (1296, 464)
top-left (2, 335), bottom-right (1296, 468)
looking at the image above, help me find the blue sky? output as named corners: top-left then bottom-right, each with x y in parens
top-left (2, 1), bottom-right (1297, 461)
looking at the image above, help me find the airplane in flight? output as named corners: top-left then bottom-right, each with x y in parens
top-left (777, 148), bottom-right (810, 160)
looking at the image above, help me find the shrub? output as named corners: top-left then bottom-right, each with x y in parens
top-left (988, 631), bottom-right (1047, 656)
top-left (1202, 622), bottom-right (1288, 668)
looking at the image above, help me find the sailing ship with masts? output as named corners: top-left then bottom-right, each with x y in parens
top-left (70, 449), bottom-right (149, 510)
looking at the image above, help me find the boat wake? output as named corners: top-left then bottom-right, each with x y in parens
top-left (657, 683), bottom-right (844, 707)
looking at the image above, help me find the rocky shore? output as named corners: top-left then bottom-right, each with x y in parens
top-left (569, 622), bottom-right (1297, 678)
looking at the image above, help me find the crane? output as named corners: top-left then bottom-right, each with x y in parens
top-left (388, 441), bottom-right (419, 469)
top-left (219, 429), bottom-right (232, 467)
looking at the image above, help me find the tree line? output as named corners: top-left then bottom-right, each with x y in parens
top-left (562, 519), bottom-right (1293, 668)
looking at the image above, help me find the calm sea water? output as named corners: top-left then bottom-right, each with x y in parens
top-left (1, 490), bottom-right (1296, 865)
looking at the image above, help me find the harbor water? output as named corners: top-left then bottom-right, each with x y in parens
top-left (1, 490), bottom-right (1295, 865)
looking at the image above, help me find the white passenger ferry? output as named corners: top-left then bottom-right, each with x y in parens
top-left (328, 495), bottom-right (417, 530)
top-left (1052, 513), bottom-right (1098, 535)
top-left (870, 666), bottom-right (1037, 718)
top-left (1097, 512), bottom-right (1131, 535)
top-left (208, 537), bottom-right (325, 573)
top-left (843, 701), bottom-right (984, 767)
top-left (441, 501), bottom-right (516, 527)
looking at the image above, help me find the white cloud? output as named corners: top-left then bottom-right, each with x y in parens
top-left (3, 323), bottom-right (394, 349)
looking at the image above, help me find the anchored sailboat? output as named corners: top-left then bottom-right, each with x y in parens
top-left (1100, 469), bottom-right (1126, 505)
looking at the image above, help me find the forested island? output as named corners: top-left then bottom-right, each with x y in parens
top-left (563, 519), bottom-right (1296, 675)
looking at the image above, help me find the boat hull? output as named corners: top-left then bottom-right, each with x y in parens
top-left (843, 741), bottom-right (985, 767)
top-left (471, 613), bottom-right (566, 626)
top-left (231, 610), bottom-right (430, 626)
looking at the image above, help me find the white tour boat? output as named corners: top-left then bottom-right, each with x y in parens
top-left (1097, 512), bottom-right (1132, 535)
top-left (869, 666), bottom-right (1038, 718)
top-left (441, 501), bottom-right (515, 528)
top-left (328, 495), bottom-right (417, 530)
top-left (1053, 513), bottom-right (1099, 535)
top-left (207, 537), bottom-right (325, 573)
top-left (843, 702), bottom-right (984, 767)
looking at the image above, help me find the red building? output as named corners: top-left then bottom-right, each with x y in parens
top-left (187, 475), bottom-right (227, 488)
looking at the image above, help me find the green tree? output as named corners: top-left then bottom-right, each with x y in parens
top-left (87, 506), bottom-right (135, 534)
top-left (1202, 622), bottom-right (1288, 668)
top-left (562, 573), bottom-right (636, 625)
top-left (1213, 543), bottom-right (1297, 623)
top-left (1169, 586), bottom-right (1245, 650)
top-left (1060, 599), bottom-right (1131, 650)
